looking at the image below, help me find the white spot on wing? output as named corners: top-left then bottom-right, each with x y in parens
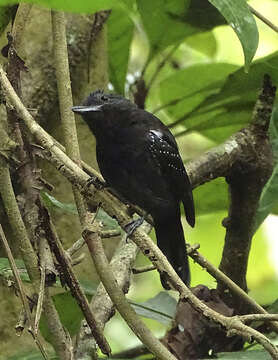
top-left (150, 129), bottom-right (163, 139)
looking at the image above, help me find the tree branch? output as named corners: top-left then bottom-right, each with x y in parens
top-left (75, 226), bottom-right (147, 359)
top-left (83, 224), bottom-right (176, 360)
top-left (41, 207), bottom-right (111, 356)
top-left (2, 7), bottom-right (74, 358)
top-left (0, 225), bottom-right (48, 359)
top-left (187, 244), bottom-right (278, 334)
top-left (218, 75), bottom-right (275, 311)
top-left (52, 10), bottom-right (87, 225)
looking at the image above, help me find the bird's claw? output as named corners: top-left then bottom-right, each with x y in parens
top-left (124, 217), bottom-right (144, 239)
top-left (83, 176), bottom-right (106, 194)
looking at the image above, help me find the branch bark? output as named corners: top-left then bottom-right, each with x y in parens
top-left (74, 225), bottom-right (148, 359)
top-left (83, 223), bottom-right (176, 360)
top-left (52, 10), bottom-right (87, 224)
top-left (218, 75), bottom-right (275, 312)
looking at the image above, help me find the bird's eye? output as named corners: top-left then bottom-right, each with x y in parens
top-left (101, 95), bottom-right (109, 101)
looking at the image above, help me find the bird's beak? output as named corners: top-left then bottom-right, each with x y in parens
top-left (72, 105), bottom-right (103, 114)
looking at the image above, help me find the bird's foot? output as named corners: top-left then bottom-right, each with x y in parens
top-left (89, 176), bottom-right (106, 190)
top-left (124, 217), bottom-right (144, 239)
top-left (82, 176), bottom-right (106, 195)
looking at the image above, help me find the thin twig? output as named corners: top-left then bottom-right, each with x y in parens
top-left (100, 229), bottom-right (121, 238)
top-left (132, 265), bottom-right (156, 274)
top-left (4, 6), bottom-right (72, 357)
top-left (67, 237), bottom-right (85, 257)
top-left (0, 136), bottom-right (71, 358)
top-left (110, 342), bottom-right (150, 359)
top-left (44, 213), bottom-right (111, 356)
top-left (71, 254), bottom-right (85, 266)
top-left (16, 308), bottom-right (28, 335)
top-left (239, 314), bottom-right (278, 323)
top-left (34, 264), bottom-right (46, 336)
top-left (0, 157), bottom-right (40, 285)
top-left (248, 4), bottom-right (278, 33)
top-left (0, 225), bottom-right (48, 360)
top-left (187, 244), bottom-right (278, 334)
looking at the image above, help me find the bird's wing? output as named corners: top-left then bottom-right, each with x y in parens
top-left (147, 129), bottom-right (195, 227)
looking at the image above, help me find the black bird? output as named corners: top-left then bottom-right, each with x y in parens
top-left (72, 91), bottom-right (195, 289)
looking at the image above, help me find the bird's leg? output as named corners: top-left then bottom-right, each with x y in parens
top-left (84, 176), bottom-right (106, 191)
top-left (124, 214), bottom-right (146, 239)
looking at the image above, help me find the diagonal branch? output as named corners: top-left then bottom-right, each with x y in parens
top-left (0, 225), bottom-right (48, 360)
top-left (83, 224), bottom-right (177, 360)
top-left (41, 206), bottom-right (111, 356)
top-left (74, 224), bottom-right (149, 359)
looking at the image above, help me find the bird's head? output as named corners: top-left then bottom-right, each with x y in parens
top-left (72, 90), bottom-right (138, 139)
top-left (72, 90), bottom-right (136, 118)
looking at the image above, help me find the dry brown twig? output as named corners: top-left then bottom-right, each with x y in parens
top-left (0, 225), bottom-right (48, 360)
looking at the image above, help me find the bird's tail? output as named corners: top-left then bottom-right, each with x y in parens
top-left (153, 207), bottom-right (190, 290)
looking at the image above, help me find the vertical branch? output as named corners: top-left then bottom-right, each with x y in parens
top-left (218, 76), bottom-right (276, 312)
top-left (1, 6), bottom-right (75, 359)
top-left (51, 10), bottom-right (87, 224)
top-left (0, 156), bottom-right (40, 284)
top-left (0, 130), bottom-right (73, 359)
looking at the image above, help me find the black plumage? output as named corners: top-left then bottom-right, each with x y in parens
top-left (72, 91), bottom-right (195, 289)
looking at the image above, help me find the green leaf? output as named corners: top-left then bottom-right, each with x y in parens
top-left (0, 257), bottom-right (30, 282)
top-left (208, 0), bottom-right (259, 70)
top-left (193, 178), bottom-right (228, 215)
top-left (185, 31), bottom-right (218, 58)
top-left (159, 62), bottom-right (239, 123)
top-left (184, 0), bottom-right (226, 30)
top-left (40, 292), bottom-right (88, 342)
top-left (79, 279), bottom-right (98, 296)
top-left (130, 291), bottom-right (177, 325)
top-left (169, 53), bottom-right (278, 143)
top-left (41, 191), bottom-right (78, 214)
top-left (182, 105), bottom-right (252, 143)
top-left (255, 106), bottom-right (278, 229)
top-left (41, 192), bottom-right (120, 230)
top-left (108, 8), bottom-right (134, 94)
top-left (96, 208), bottom-right (122, 230)
top-left (137, 0), bottom-right (195, 56)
